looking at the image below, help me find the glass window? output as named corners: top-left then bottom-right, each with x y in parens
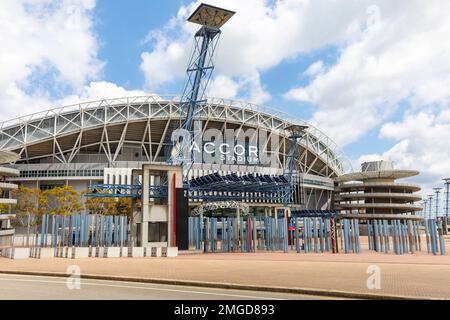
top-left (148, 222), bottom-right (167, 243)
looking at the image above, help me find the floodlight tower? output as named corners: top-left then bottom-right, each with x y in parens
top-left (434, 187), bottom-right (443, 219)
top-left (170, 4), bottom-right (235, 167)
top-left (284, 125), bottom-right (309, 206)
top-left (422, 199), bottom-right (428, 218)
top-left (443, 179), bottom-right (450, 219)
top-left (427, 194), bottom-right (434, 219)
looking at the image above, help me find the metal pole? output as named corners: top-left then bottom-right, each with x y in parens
top-left (428, 195), bottom-right (434, 220)
top-left (444, 179), bottom-right (450, 234)
top-left (433, 188), bottom-right (443, 219)
top-left (424, 217), bottom-right (431, 253)
top-left (422, 199), bottom-right (428, 219)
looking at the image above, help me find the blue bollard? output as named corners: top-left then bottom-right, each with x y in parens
top-left (374, 220), bottom-right (380, 253)
top-left (295, 218), bottom-right (300, 254)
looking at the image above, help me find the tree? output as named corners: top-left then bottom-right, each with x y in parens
top-left (115, 198), bottom-right (132, 218)
top-left (11, 186), bottom-right (41, 246)
top-left (85, 195), bottom-right (132, 218)
top-left (85, 194), bottom-right (116, 216)
top-left (84, 188), bottom-right (131, 218)
top-left (41, 186), bottom-right (83, 216)
top-left (0, 190), bottom-right (9, 214)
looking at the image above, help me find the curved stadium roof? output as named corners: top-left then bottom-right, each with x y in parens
top-left (0, 96), bottom-right (352, 177)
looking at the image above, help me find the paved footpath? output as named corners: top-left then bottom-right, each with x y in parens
top-left (1, 250), bottom-right (449, 300)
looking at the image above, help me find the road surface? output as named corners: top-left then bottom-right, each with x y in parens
top-left (0, 274), bottom-right (332, 300)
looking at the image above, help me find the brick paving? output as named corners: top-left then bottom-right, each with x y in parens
top-left (0, 250), bottom-right (449, 299)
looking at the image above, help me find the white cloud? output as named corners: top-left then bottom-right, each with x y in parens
top-left (357, 110), bottom-right (450, 197)
top-left (285, 0), bottom-right (450, 146)
top-left (60, 81), bottom-right (149, 106)
top-left (304, 61), bottom-right (325, 78)
top-left (207, 75), bottom-right (239, 100)
top-left (206, 73), bottom-right (270, 104)
top-left (139, 0), bottom-right (369, 104)
top-left (0, 0), bottom-right (104, 119)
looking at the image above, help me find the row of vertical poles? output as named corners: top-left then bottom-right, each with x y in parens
top-left (339, 219), bottom-right (360, 254)
top-left (424, 219), bottom-right (446, 256)
top-left (188, 216), bottom-right (446, 256)
top-left (188, 216), bottom-right (340, 254)
top-left (367, 219), bottom-right (422, 255)
top-left (189, 217), bottom-right (262, 253)
top-left (38, 214), bottom-right (128, 248)
top-left (302, 217), bottom-right (338, 254)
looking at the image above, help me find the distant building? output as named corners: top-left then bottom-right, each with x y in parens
top-left (0, 151), bottom-right (19, 248)
top-left (334, 161), bottom-right (422, 218)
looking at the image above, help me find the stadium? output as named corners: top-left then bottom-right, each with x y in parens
top-left (0, 95), bottom-right (350, 211)
top-left (0, 4), bottom-right (428, 252)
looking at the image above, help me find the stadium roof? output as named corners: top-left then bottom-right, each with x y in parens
top-left (335, 170), bottom-right (420, 183)
top-left (0, 96), bottom-right (352, 177)
top-left (0, 150), bottom-right (19, 164)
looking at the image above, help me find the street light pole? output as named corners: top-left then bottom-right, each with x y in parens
top-left (422, 199), bottom-right (428, 219)
top-left (428, 195), bottom-right (434, 220)
top-left (433, 188), bottom-right (443, 219)
top-left (443, 179), bottom-right (450, 219)
top-left (443, 178), bottom-right (450, 234)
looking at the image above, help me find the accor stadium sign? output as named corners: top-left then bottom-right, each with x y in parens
top-left (171, 120), bottom-right (279, 166)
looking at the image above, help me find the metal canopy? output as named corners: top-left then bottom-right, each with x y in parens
top-left (191, 201), bottom-right (250, 217)
top-left (86, 172), bottom-right (291, 203)
top-left (291, 210), bottom-right (339, 218)
top-left (189, 172), bottom-right (289, 193)
top-left (0, 150), bottom-right (19, 164)
top-left (188, 3), bottom-right (235, 29)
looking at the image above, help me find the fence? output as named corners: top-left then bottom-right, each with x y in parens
top-left (189, 217), bottom-right (446, 255)
top-left (37, 214), bottom-right (129, 248)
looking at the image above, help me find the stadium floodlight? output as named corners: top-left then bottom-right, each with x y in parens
top-left (433, 187), bottom-right (443, 218)
top-left (170, 3), bottom-right (235, 170)
top-left (188, 3), bottom-right (235, 29)
top-left (286, 125), bottom-right (309, 135)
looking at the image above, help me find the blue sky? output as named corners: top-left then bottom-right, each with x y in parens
top-left (95, 0), bottom-right (183, 90)
top-left (1, 0), bottom-right (450, 196)
top-left (93, 0), bottom-right (394, 159)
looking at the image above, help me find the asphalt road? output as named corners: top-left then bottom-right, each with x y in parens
top-left (0, 274), bottom-right (331, 300)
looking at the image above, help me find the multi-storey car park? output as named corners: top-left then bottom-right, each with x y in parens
top-left (334, 161), bottom-right (423, 220)
top-left (0, 151), bottom-right (19, 248)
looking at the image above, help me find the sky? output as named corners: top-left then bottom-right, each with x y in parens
top-left (1, 0), bottom-right (450, 199)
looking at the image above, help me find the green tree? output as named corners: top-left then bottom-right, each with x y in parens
top-left (11, 186), bottom-right (41, 246)
top-left (41, 186), bottom-right (83, 216)
top-left (85, 193), bottom-right (117, 216)
top-left (115, 198), bottom-right (132, 218)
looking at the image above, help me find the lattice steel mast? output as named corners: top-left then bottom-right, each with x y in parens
top-left (284, 125), bottom-right (309, 206)
top-left (433, 187), bottom-right (442, 219)
top-left (170, 4), bottom-right (235, 169)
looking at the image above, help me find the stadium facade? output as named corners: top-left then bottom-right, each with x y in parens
top-left (0, 95), bottom-right (350, 213)
top-left (0, 151), bottom-right (19, 247)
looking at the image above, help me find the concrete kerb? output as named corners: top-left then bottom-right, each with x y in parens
top-left (0, 269), bottom-right (435, 300)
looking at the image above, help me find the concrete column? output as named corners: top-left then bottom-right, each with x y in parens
top-left (167, 168), bottom-right (183, 248)
top-left (273, 208), bottom-right (278, 249)
top-left (236, 207), bottom-right (240, 250)
top-left (167, 172), bottom-right (174, 247)
top-left (141, 168), bottom-right (150, 246)
top-left (141, 222), bottom-right (148, 247)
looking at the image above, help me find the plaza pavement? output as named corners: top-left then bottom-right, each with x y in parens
top-left (0, 248), bottom-right (449, 300)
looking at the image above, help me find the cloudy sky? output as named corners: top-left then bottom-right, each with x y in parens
top-left (1, 0), bottom-right (450, 197)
